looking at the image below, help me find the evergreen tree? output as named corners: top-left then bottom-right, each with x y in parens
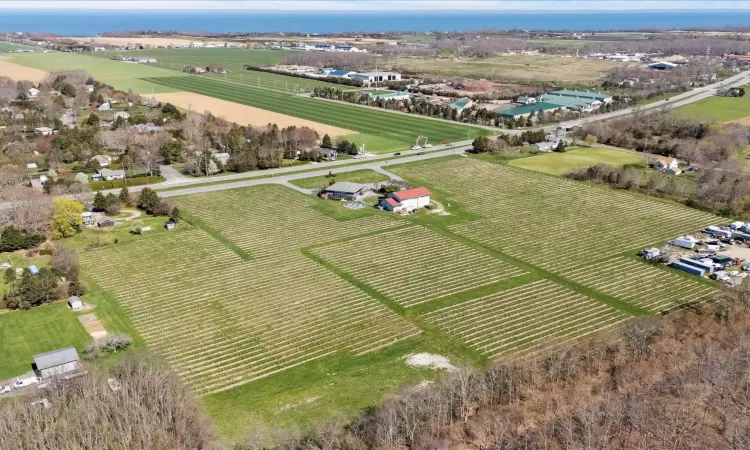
top-left (137, 188), bottom-right (159, 214)
top-left (321, 134), bottom-right (332, 149)
top-left (85, 113), bottom-right (100, 126)
top-left (93, 191), bottom-right (107, 211)
top-left (118, 187), bottom-right (130, 205)
top-left (169, 207), bottom-right (181, 223)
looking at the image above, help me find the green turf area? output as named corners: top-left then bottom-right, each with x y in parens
top-left (86, 48), bottom-right (354, 93)
top-left (289, 169), bottom-right (389, 189)
top-left (676, 90), bottom-right (750, 122)
top-left (0, 302), bottom-right (91, 379)
top-left (507, 146), bottom-right (646, 175)
top-left (8, 53), bottom-right (183, 94)
top-left (142, 76), bottom-right (492, 152)
top-left (0, 41), bottom-right (39, 53)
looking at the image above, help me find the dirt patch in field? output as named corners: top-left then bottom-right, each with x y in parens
top-left (78, 313), bottom-right (108, 339)
top-left (0, 59), bottom-right (49, 83)
top-left (728, 115), bottom-right (750, 126)
top-left (151, 92), bottom-right (353, 137)
top-left (405, 353), bottom-right (456, 371)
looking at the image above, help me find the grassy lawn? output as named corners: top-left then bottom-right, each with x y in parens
top-left (289, 169), bottom-right (389, 189)
top-left (0, 41), bottom-right (39, 53)
top-left (8, 53), bottom-right (184, 94)
top-left (143, 76), bottom-right (493, 153)
top-left (676, 90), bottom-right (750, 122)
top-left (0, 302), bottom-right (91, 379)
top-left (507, 146), bottom-right (646, 175)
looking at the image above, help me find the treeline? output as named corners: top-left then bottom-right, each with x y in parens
top-left (243, 65), bottom-right (364, 87)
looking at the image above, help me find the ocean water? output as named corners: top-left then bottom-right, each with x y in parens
top-left (0, 10), bottom-right (749, 35)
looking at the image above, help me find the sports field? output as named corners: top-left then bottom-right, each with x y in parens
top-left (676, 89), bottom-right (750, 122)
top-left (507, 146), bottom-right (646, 175)
top-left (143, 76), bottom-right (492, 152)
top-left (86, 48), bottom-right (353, 93)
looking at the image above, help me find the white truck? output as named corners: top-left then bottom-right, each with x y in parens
top-left (13, 375), bottom-right (40, 389)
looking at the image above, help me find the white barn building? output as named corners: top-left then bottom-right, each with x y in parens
top-left (380, 187), bottom-right (431, 213)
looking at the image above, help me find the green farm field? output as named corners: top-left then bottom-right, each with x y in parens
top-left (0, 41), bottom-right (39, 53)
top-left (61, 155), bottom-right (720, 439)
top-left (8, 52), bottom-right (184, 94)
top-left (289, 169), bottom-right (389, 189)
top-left (86, 48), bottom-right (353, 93)
top-left (507, 146), bottom-right (646, 175)
top-left (143, 76), bottom-right (492, 152)
top-left (676, 89), bottom-right (750, 122)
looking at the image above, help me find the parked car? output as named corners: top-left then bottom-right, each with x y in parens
top-left (445, 142), bottom-right (454, 147)
top-left (0, 385), bottom-right (10, 394)
top-left (418, 151), bottom-right (425, 155)
top-left (411, 145), bottom-right (422, 151)
top-left (13, 376), bottom-right (39, 389)
top-left (393, 152), bottom-right (401, 156)
top-left (424, 144), bottom-right (433, 148)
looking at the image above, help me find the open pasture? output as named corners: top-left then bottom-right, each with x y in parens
top-left (424, 280), bottom-right (627, 358)
top-left (507, 146), bottom-right (646, 176)
top-left (0, 41), bottom-right (39, 53)
top-left (80, 228), bottom-right (419, 396)
top-left (143, 76), bottom-right (492, 152)
top-left (8, 53), bottom-right (182, 94)
top-left (175, 185), bottom-right (405, 258)
top-left (313, 226), bottom-right (526, 307)
top-left (87, 48), bottom-right (351, 93)
top-left (390, 53), bottom-right (616, 84)
top-left (677, 89), bottom-right (750, 123)
top-left (391, 158), bottom-right (719, 311)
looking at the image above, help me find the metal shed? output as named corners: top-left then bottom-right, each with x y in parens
top-left (33, 347), bottom-right (79, 380)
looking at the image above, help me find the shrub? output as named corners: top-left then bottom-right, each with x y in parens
top-left (89, 176), bottom-right (163, 191)
top-left (83, 333), bottom-right (133, 359)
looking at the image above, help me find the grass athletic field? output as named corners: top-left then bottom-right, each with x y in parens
top-left (507, 146), bottom-right (646, 175)
top-left (143, 75), bottom-right (492, 152)
top-left (86, 48), bottom-right (352, 93)
top-left (70, 155), bottom-right (721, 438)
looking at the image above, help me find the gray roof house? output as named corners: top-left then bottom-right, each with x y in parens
top-left (99, 168), bottom-right (126, 181)
top-left (322, 181), bottom-right (367, 200)
top-left (33, 347), bottom-right (79, 380)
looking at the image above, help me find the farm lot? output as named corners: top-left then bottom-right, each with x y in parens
top-left (142, 76), bottom-right (493, 152)
top-left (313, 226), bottom-right (526, 307)
top-left (0, 59), bottom-right (49, 83)
top-left (86, 48), bottom-right (353, 93)
top-left (390, 54), bottom-right (617, 84)
top-left (424, 280), bottom-right (627, 358)
top-left (289, 169), bottom-right (389, 189)
top-left (80, 227), bottom-right (419, 396)
top-left (390, 157), bottom-right (720, 313)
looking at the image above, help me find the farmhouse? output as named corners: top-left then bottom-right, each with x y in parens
top-left (98, 102), bottom-right (111, 112)
top-left (33, 347), bottom-right (79, 380)
top-left (27, 88), bottom-right (39, 99)
top-left (653, 157), bottom-right (679, 170)
top-left (380, 187), bottom-right (431, 213)
top-left (532, 141), bottom-right (558, 152)
top-left (81, 212), bottom-right (95, 226)
top-left (68, 296), bottom-right (84, 311)
top-left (99, 168), bottom-right (125, 181)
top-left (321, 149), bottom-right (337, 161)
top-left (321, 182), bottom-right (367, 200)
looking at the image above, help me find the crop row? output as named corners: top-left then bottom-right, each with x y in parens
top-left (424, 280), bottom-right (627, 358)
top-left (313, 226), bottom-right (525, 307)
top-left (175, 185), bottom-right (404, 258)
top-left (559, 257), bottom-right (716, 312)
top-left (142, 76), bottom-right (492, 149)
top-left (80, 228), bottom-right (419, 395)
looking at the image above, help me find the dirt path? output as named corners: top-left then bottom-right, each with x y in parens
top-left (151, 92), bottom-right (353, 137)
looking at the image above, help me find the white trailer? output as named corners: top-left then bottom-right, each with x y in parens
top-left (670, 237), bottom-right (695, 249)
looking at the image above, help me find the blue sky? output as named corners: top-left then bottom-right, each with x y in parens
top-left (3, 1), bottom-right (750, 11)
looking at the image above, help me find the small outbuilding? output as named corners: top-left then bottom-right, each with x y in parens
top-left (27, 265), bottom-right (40, 275)
top-left (33, 347), bottom-right (79, 380)
top-left (165, 220), bottom-right (176, 230)
top-left (98, 219), bottom-right (116, 228)
top-left (68, 296), bottom-right (84, 311)
top-left (321, 182), bottom-right (367, 201)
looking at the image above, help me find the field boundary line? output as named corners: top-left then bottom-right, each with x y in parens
top-left (181, 211), bottom-right (252, 260)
